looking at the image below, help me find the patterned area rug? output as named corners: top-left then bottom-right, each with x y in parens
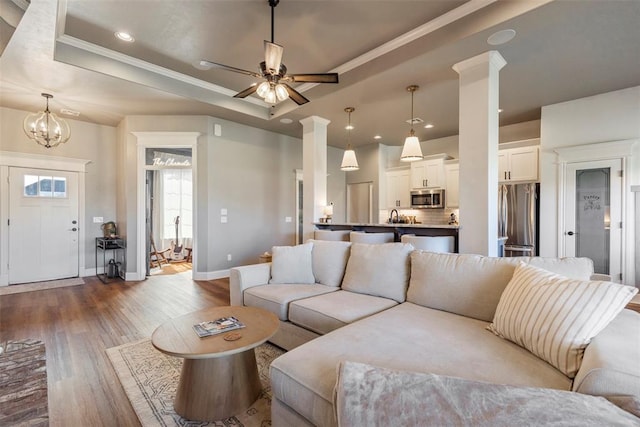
top-left (0, 339), bottom-right (48, 426)
top-left (0, 278), bottom-right (84, 296)
top-left (106, 339), bottom-right (284, 427)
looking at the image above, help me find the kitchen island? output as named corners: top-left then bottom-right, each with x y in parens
top-left (314, 222), bottom-right (459, 252)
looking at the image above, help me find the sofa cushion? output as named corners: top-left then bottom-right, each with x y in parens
top-left (270, 303), bottom-right (571, 427)
top-left (341, 243), bottom-right (413, 303)
top-left (309, 240), bottom-right (352, 287)
top-left (407, 252), bottom-right (596, 322)
top-left (289, 290), bottom-right (398, 335)
top-left (487, 262), bottom-right (637, 378)
top-left (244, 284), bottom-right (338, 321)
top-left (335, 361), bottom-right (640, 427)
top-left (269, 242), bottom-right (315, 284)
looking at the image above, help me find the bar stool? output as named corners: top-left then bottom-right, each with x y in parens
top-left (350, 232), bottom-right (395, 244)
top-left (314, 230), bottom-right (351, 241)
top-left (400, 235), bottom-right (455, 253)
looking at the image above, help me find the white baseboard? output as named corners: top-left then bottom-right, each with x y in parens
top-left (81, 268), bottom-right (229, 281)
top-left (192, 269), bottom-right (230, 281)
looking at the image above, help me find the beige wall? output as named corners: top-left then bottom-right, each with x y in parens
top-left (540, 86), bottom-right (640, 285)
top-left (118, 115), bottom-right (305, 278)
top-left (0, 106), bottom-right (117, 272)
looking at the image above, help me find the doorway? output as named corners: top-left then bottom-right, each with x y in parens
top-left (347, 182), bottom-right (373, 223)
top-left (145, 148), bottom-right (193, 276)
top-left (563, 159), bottom-right (622, 280)
top-left (8, 167), bottom-right (79, 284)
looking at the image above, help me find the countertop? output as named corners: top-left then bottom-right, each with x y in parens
top-left (315, 222), bottom-right (460, 229)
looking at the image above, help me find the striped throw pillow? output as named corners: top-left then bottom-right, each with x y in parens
top-left (488, 262), bottom-right (637, 378)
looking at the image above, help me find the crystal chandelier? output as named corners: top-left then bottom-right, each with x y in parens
top-left (23, 93), bottom-right (71, 148)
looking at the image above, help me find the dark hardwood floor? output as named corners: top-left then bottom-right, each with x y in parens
top-left (0, 271), bottom-right (231, 427)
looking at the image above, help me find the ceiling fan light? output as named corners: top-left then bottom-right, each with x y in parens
top-left (341, 149), bottom-right (359, 171)
top-left (275, 83), bottom-right (289, 101)
top-left (256, 81), bottom-right (271, 98)
top-left (264, 89), bottom-right (277, 104)
top-left (400, 136), bottom-right (423, 162)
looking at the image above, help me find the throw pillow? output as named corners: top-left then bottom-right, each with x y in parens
top-left (487, 262), bottom-right (637, 378)
top-left (269, 242), bottom-right (315, 284)
top-left (309, 239), bottom-right (352, 287)
top-left (341, 243), bottom-right (414, 303)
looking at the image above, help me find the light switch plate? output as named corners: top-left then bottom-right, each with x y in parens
top-left (285, 216), bottom-right (292, 223)
top-left (93, 217), bottom-right (104, 223)
top-left (220, 208), bottom-right (227, 215)
top-left (221, 216), bottom-right (228, 223)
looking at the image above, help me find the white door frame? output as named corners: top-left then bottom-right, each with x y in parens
top-left (0, 151), bottom-right (90, 286)
top-left (554, 139), bottom-right (636, 284)
top-left (132, 132), bottom-right (200, 281)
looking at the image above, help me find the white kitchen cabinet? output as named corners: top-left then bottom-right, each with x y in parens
top-left (385, 169), bottom-right (410, 208)
top-left (410, 156), bottom-right (447, 189)
top-left (444, 162), bottom-right (459, 208)
top-left (498, 146), bottom-right (539, 182)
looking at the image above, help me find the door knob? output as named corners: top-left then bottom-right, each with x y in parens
top-left (72, 220), bottom-right (77, 224)
top-left (566, 231), bottom-right (575, 236)
top-left (70, 227), bottom-right (78, 231)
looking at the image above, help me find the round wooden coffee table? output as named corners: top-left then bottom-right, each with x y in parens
top-left (151, 306), bottom-right (279, 421)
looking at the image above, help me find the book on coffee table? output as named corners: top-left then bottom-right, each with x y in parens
top-left (193, 316), bottom-right (246, 338)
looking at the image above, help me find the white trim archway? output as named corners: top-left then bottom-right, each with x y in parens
top-left (554, 139), bottom-right (637, 285)
top-left (132, 132), bottom-right (200, 281)
top-left (0, 151), bottom-right (91, 286)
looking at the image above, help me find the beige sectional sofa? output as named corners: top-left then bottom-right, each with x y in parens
top-left (230, 240), bottom-right (640, 426)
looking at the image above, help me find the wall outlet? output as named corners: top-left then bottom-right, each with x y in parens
top-left (227, 254), bottom-right (232, 261)
top-left (285, 216), bottom-right (292, 223)
top-left (93, 217), bottom-right (103, 223)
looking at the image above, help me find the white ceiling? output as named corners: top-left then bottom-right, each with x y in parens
top-left (1, 0), bottom-right (639, 149)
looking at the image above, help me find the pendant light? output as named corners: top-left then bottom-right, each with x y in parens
top-left (340, 107), bottom-right (359, 171)
top-left (23, 93), bottom-right (71, 148)
top-left (400, 85), bottom-right (423, 162)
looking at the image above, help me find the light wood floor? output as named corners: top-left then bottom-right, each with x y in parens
top-left (0, 271), bottom-right (231, 427)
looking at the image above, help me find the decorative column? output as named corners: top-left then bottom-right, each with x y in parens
top-left (300, 116), bottom-right (330, 242)
top-left (453, 51), bottom-right (506, 256)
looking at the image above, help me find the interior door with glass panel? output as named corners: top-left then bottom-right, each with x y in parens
top-left (564, 159), bottom-right (622, 281)
top-left (8, 167), bottom-right (79, 284)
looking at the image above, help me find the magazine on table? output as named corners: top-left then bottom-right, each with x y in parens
top-left (193, 316), bottom-right (245, 338)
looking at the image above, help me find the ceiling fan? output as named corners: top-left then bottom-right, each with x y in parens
top-left (198, 0), bottom-right (339, 105)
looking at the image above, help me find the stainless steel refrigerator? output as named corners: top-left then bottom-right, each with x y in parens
top-left (498, 183), bottom-right (539, 257)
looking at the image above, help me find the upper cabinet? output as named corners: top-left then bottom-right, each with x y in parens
top-left (385, 168), bottom-right (410, 208)
top-left (410, 154), bottom-right (451, 189)
top-left (444, 161), bottom-right (459, 208)
top-left (498, 145), bottom-right (539, 182)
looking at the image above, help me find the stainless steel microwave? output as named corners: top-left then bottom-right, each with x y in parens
top-left (410, 189), bottom-right (445, 209)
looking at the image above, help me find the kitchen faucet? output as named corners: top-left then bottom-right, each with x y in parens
top-left (389, 209), bottom-right (399, 223)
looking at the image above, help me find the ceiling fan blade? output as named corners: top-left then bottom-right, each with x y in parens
top-left (233, 85), bottom-right (259, 99)
top-left (264, 41), bottom-right (284, 75)
top-left (288, 73), bottom-right (339, 84)
top-left (199, 60), bottom-right (261, 78)
top-left (283, 84), bottom-right (310, 105)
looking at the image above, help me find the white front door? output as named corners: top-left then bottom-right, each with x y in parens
top-left (563, 159), bottom-right (622, 281)
top-left (9, 167), bottom-right (79, 284)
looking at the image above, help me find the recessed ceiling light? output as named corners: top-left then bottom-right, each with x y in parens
top-left (424, 123), bottom-right (434, 129)
top-left (487, 29), bottom-right (516, 46)
top-left (115, 31), bottom-right (135, 42)
top-left (498, 108), bottom-right (503, 113)
top-left (374, 135), bottom-right (382, 140)
top-left (279, 118), bottom-right (293, 124)
top-left (345, 124), bottom-right (354, 130)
